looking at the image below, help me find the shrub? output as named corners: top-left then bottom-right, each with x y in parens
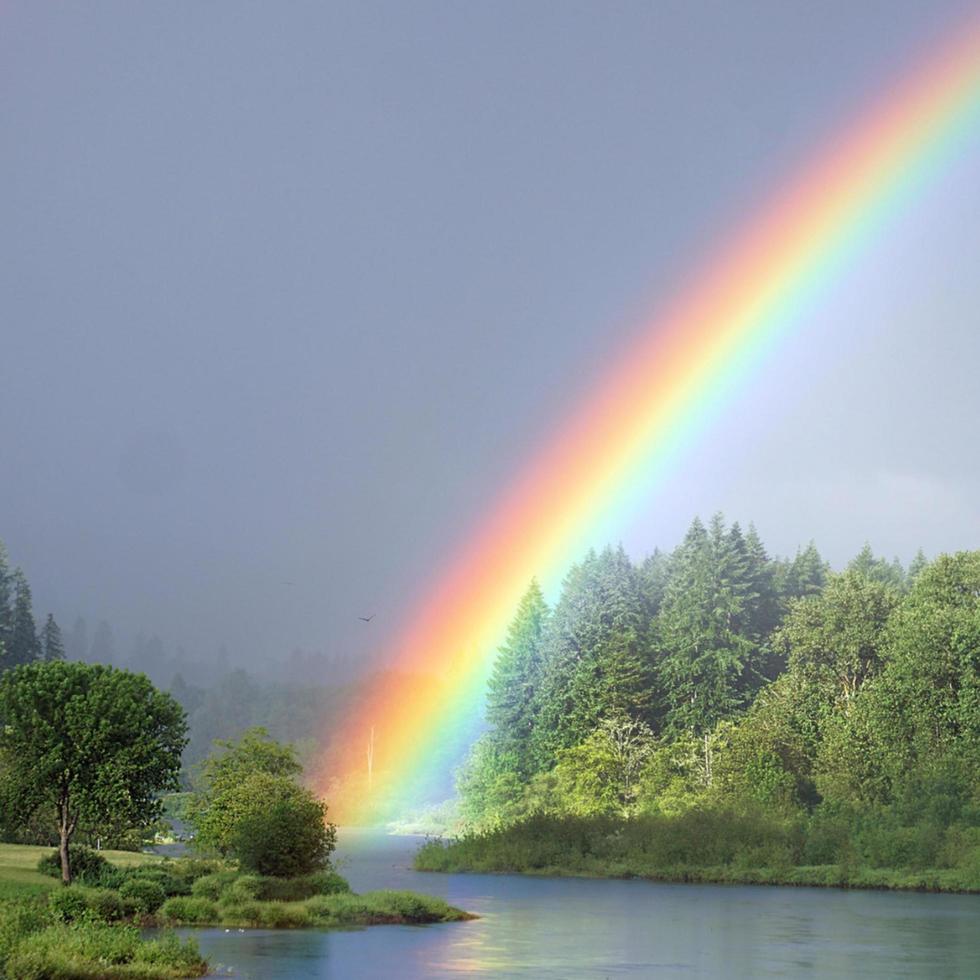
top-left (37, 846), bottom-right (111, 885)
top-left (255, 903), bottom-right (311, 929)
top-left (190, 874), bottom-right (226, 901)
top-left (119, 878), bottom-right (167, 914)
top-left (229, 785), bottom-right (335, 877)
top-left (48, 887), bottom-right (90, 923)
top-left (159, 896), bottom-right (218, 925)
top-left (253, 870), bottom-right (350, 901)
top-left (123, 865), bottom-right (190, 897)
top-left (88, 888), bottom-right (125, 922)
top-left (219, 875), bottom-right (262, 905)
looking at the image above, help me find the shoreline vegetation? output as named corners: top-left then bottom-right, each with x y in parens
top-left (426, 528), bottom-right (980, 903)
top-left (416, 840), bottom-right (980, 895)
top-left (0, 844), bottom-right (470, 979)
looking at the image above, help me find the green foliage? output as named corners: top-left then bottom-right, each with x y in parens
top-left (5, 569), bottom-right (41, 670)
top-left (532, 546), bottom-right (654, 770)
top-left (185, 727), bottom-right (336, 878)
top-left (159, 896), bottom-right (219, 924)
top-left (40, 614), bottom-right (65, 662)
top-left (47, 887), bottom-right (90, 923)
top-left (551, 713), bottom-right (654, 816)
top-left (452, 523), bottom-right (980, 892)
top-left (229, 783), bottom-right (335, 877)
top-left (3, 923), bottom-right (205, 979)
top-left (0, 661), bottom-right (187, 883)
top-left (485, 579), bottom-right (550, 772)
top-left (119, 878), bottom-right (167, 914)
top-left (37, 847), bottom-right (110, 886)
top-left (656, 516), bottom-right (766, 740)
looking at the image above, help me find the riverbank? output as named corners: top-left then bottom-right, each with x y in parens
top-left (0, 844), bottom-right (472, 978)
top-left (414, 815), bottom-right (980, 895)
top-left (417, 848), bottom-right (980, 893)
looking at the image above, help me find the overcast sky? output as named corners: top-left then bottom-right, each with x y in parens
top-left (2, 1), bottom-right (978, 668)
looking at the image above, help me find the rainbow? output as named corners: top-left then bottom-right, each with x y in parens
top-left (322, 15), bottom-right (980, 823)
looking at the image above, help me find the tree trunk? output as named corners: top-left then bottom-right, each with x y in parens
top-left (58, 790), bottom-right (74, 885)
top-left (58, 826), bottom-right (71, 885)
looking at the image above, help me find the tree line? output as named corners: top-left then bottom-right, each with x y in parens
top-left (458, 516), bottom-right (977, 877)
top-left (0, 543), bottom-right (65, 668)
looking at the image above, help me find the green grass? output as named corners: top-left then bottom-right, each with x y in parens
top-left (0, 843), bottom-right (161, 900)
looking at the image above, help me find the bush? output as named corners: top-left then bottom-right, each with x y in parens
top-left (88, 888), bottom-right (125, 922)
top-left (159, 896), bottom-right (218, 925)
top-left (189, 874), bottom-right (226, 901)
top-left (255, 903), bottom-right (311, 929)
top-left (37, 847), bottom-right (111, 885)
top-left (123, 865), bottom-right (191, 898)
top-left (252, 871), bottom-right (350, 901)
top-left (48, 887), bottom-right (90, 923)
top-left (218, 875), bottom-right (262, 905)
top-left (120, 878), bottom-right (167, 914)
top-left (230, 787), bottom-right (335, 877)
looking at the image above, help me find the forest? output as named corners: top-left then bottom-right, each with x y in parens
top-left (417, 516), bottom-right (980, 889)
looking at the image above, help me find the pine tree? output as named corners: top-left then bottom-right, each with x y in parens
top-left (782, 542), bottom-right (827, 600)
top-left (7, 569), bottom-right (41, 668)
top-left (639, 548), bottom-right (671, 618)
top-left (655, 516), bottom-right (764, 778)
top-left (0, 542), bottom-right (13, 658)
top-left (41, 614), bottom-right (65, 661)
top-left (847, 543), bottom-right (905, 590)
top-left (485, 579), bottom-right (550, 776)
top-left (906, 548), bottom-right (928, 585)
top-left (531, 547), bottom-right (654, 770)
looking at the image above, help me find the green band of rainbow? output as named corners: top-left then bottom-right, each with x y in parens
top-left (320, 15), bottom-right (980, 823)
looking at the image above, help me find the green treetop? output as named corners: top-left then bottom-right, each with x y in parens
top-left (6, 569), bottom-right (40, 668)
top-left (0, 660), bottom-right (187, 883)
top-left (41, 614), bottom-right (65, 661)
top-left (531, 546), bottom-right (653, 770)
top-left (485, 579), bottom-right (549, 773)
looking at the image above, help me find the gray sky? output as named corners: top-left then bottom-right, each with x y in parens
top-left (2, 1), bottom-right (978, 669)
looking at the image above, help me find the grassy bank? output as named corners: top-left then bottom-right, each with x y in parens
top-left (414, 813), bottom-right (980, 894)
top-left (0, 843), bottom-right (160, 901)
top-left (0, 843), bottom-right (472, 978)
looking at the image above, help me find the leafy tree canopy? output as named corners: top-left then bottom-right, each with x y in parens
top-left (0, 660), bottom-right (187, 882)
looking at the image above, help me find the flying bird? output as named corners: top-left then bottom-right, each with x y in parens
top-left (358, 614), bottom-right (375, 622)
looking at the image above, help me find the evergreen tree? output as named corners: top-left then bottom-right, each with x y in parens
top-left (743, 523), bottom-right (781, 637)
top-left (531, 547), bottom-right (653, 770)
top-left (906, 548), bottom-right (928, 585)
top-left (781, 542), bottom-right (827, 600)
top-left (484, 579), bottom-right (549, 775)
top-left (41, 614), bottom-right (65, 661)
top-left (639, 548), bottom-right (671, 618)
top-left (6, 569), bottom-right (41, 668)
top-left (655, 515), bottom-right (766, 778)
top-left (0, 541), bottom-right (12, 658)
top-left (848, 543), bottom-right (905, 590)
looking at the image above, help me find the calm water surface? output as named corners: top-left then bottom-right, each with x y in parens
top-left (185, 829), bottom-right (980, 978)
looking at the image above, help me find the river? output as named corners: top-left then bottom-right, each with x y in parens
top-left (183, 829), bottom-right (980, 978)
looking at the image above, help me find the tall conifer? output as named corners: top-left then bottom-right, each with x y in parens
top-left (485, 579), bottom-right (550, 776)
